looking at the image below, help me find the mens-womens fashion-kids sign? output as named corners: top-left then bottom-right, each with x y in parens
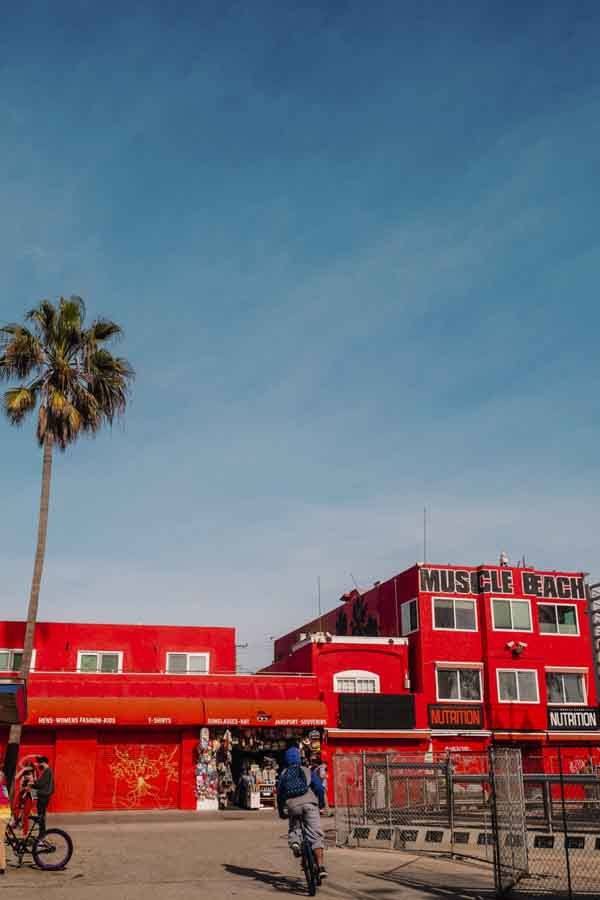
top-left (419, 567), bottom-right (585, 600)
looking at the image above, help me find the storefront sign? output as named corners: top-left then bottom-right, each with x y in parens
top-left (419, 566), bottom-right (585, 600)
top-left (428, 704), bottom-right (483, 729)
top-left (420, 566), bottom-right (514, 595)
top-left (547, 707), bottom-right (599, 731)
top-left (522, 574), bottom-right (585, 600)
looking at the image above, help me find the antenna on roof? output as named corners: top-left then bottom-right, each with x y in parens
top-left (349, 573), bottom-right (360, 591)
top-left (423, 506), bottom-right (428, 563)
top-left (317, 576), bottom-right (323, 632)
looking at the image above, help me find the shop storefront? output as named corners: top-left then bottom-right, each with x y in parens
top-left (196, 699), bottom-right (327, 810)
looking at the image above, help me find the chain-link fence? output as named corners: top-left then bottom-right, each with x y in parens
top-left (333, 748), bottom-right (600, 899)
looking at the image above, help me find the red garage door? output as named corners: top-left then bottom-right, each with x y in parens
top-left (94, 730), bottom-right (181, 810)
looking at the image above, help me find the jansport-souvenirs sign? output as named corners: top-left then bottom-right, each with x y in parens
top-left (419, 566), bottom-right (585, 600)
top-left (428, 704), bottom-right (483, 729)
top-left (547, 707), bottom-right (599, 731)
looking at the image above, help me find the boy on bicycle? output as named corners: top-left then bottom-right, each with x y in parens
top-left (277, 746), bottom-right (327, 880)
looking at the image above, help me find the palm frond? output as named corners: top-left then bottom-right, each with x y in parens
top-left (3, 386), bottom-right (38, 425)
top-left (25, 300), bottom-right (57, 343)
top-left (86, 319), bottom-right (123, 344)
top-left (0, 325), bottom-right (44, 381)
top-left (58, 296), bottom-right (85, 334)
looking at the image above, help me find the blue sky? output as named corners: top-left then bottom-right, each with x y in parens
top-left (1, 1), bottom-right (600, 670)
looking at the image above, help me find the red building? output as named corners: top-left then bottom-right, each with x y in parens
top-left (1, 560), bottom-right (599, 813)
top-left (271, 562), bottom-right (600, 773)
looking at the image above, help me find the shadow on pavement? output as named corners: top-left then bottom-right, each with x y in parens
top-left (360, 868), bottom-right (496, 900)
top-left (224, 863), bottom-right (307, 895)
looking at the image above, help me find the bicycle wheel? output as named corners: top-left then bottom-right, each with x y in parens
top-left (301, 840), bottom-right (317, 896)
top-left (32, 828), bottom-right (73, 870)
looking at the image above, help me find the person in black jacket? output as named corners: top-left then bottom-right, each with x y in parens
top-left (32, 757), bottom-right (54, 835)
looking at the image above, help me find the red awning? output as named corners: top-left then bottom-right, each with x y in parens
top-left (27, 696), bottom-right (202, 727)
top-left (202, 699), bottom-right (328, 728)
top-left (26, 696), bottom-right (328, 729)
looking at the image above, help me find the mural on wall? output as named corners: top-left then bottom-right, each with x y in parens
top-left (101, 744), bottom-right (180, 810)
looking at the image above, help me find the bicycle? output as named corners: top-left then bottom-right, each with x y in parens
top-left (4, 814), bottom-right (73, 870)
top-left (290, 815), bottom-right (321, 896)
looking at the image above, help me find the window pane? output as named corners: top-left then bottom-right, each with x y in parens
top-left (80, 654), bottom-right (98, 672)
top-left (499, 671), bottom-right (518, 701)
top-left (546, 672), bottom-right (564, 704)
top-left (101, 654), bottom-right (119, 673)
top-left (437, 669), bottom-right (459, 700)
top-left (434, 598), bottom-right (454, 629)
top-left (563, 674), bottom-right (585, 704)
top-left (455, 599), bottom-right (476, 630)
top-left (493, 599), bottom-right (512, 629)
top-left (168, 653), bottom-right (187, 673)
top-left (0, 652), bottom-right (9, 669)
top-left (356, 679), bottom-right (376, 693)
top-left (189, 654), bottom-right (208, 673)
top-left (517, 672), bottom-right (537, 702)
top-left (401, 604), bottom-right (411, 635)
top-left (459, 669), bottom-right (481, 701)
top-left (410, 601), bottom-right (418, 632)
top-left (12, 651), bottom-right (24, 669)
top-left (512, 602), bottom-right (531, 631)
top-left (538, 605), bottom-right (557, 633)
top-left (557, 606), bottom-right (577, 634)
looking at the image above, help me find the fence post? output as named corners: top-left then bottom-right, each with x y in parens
top-left (446, 757), bottom-right (455, 855)
top-left (558, 747), bottom-right (573, 900)
top-left (362, 751), bottom-right (367, 826)
top-left (386, 752), bottom-right (393, 848)
top-left (542, 779), bottom-right (553, 834)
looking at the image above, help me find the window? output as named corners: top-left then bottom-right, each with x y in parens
top-left (538, 604), bottom-right (579, 635)
top-left (0, 649), bottom-right (35, 671)
top-left (401, 598), bottom-right (419, 635)
top-left (432, 597), bottom-right (477, 631)
top-left (334, 670), bottom-right (380, 693)
top-left (546, 671), bottom-right (587, 705)
top-left (166, 652), bottom-right (209, 674)
top-left (77, 651), bottom-right (122, 673)
top-left (436, 666), bottom-right (482, 702)
top-left (497, 669), bottom-right (539, 703)
top-left (492, 598), bottom-right (532, 631)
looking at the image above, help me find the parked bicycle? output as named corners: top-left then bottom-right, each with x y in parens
top-left (291, 815), bottom-right (321, 896)
top-left (5, 814), bottom-right (73, 870)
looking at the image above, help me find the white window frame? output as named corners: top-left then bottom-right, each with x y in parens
top-left (496, 668), bottom-right (540, 704)
top-left (545, 668), bottom-right (588, 706)
top-left (491, 597), bottom-right (532, 632)
top-left (401, 598), bottom-right (419, 635)
top-left (0, 649), bottom-right (36, 672)
top-left (166, 651), bottom-right (210, 675)
top-left (76, 650), bottom-right (123, 673)
top-left (435, 663), bottom-right (483, 703)
top-left (537, 602), bottom-right (580, 636)
top-left (431, 596), bottom-right (478, 632)
top-left (333, 670), bottom-right (381, 693)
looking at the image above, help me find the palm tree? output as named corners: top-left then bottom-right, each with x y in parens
top-left (0, 297), bottom-right (134, 781)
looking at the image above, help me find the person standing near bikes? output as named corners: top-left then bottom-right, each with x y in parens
top-left (31, 757), bottom-right (54, 835)
top-left (277, 746), bottom-right (327, 881)
top-left (0, 767), bottom-right (11, 875)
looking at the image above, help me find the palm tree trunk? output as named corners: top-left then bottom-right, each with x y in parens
top-left (4, 435), bottom-right (53, 786)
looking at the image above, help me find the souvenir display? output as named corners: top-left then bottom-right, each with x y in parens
top-left (194, 726), bottom-right (322, 811)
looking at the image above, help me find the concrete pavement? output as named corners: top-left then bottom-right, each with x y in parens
top-left (2, 810), bottom-right (496, 899)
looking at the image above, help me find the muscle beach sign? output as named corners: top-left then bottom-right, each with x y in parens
top-left (419, 566), bottom-right (585, 600)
